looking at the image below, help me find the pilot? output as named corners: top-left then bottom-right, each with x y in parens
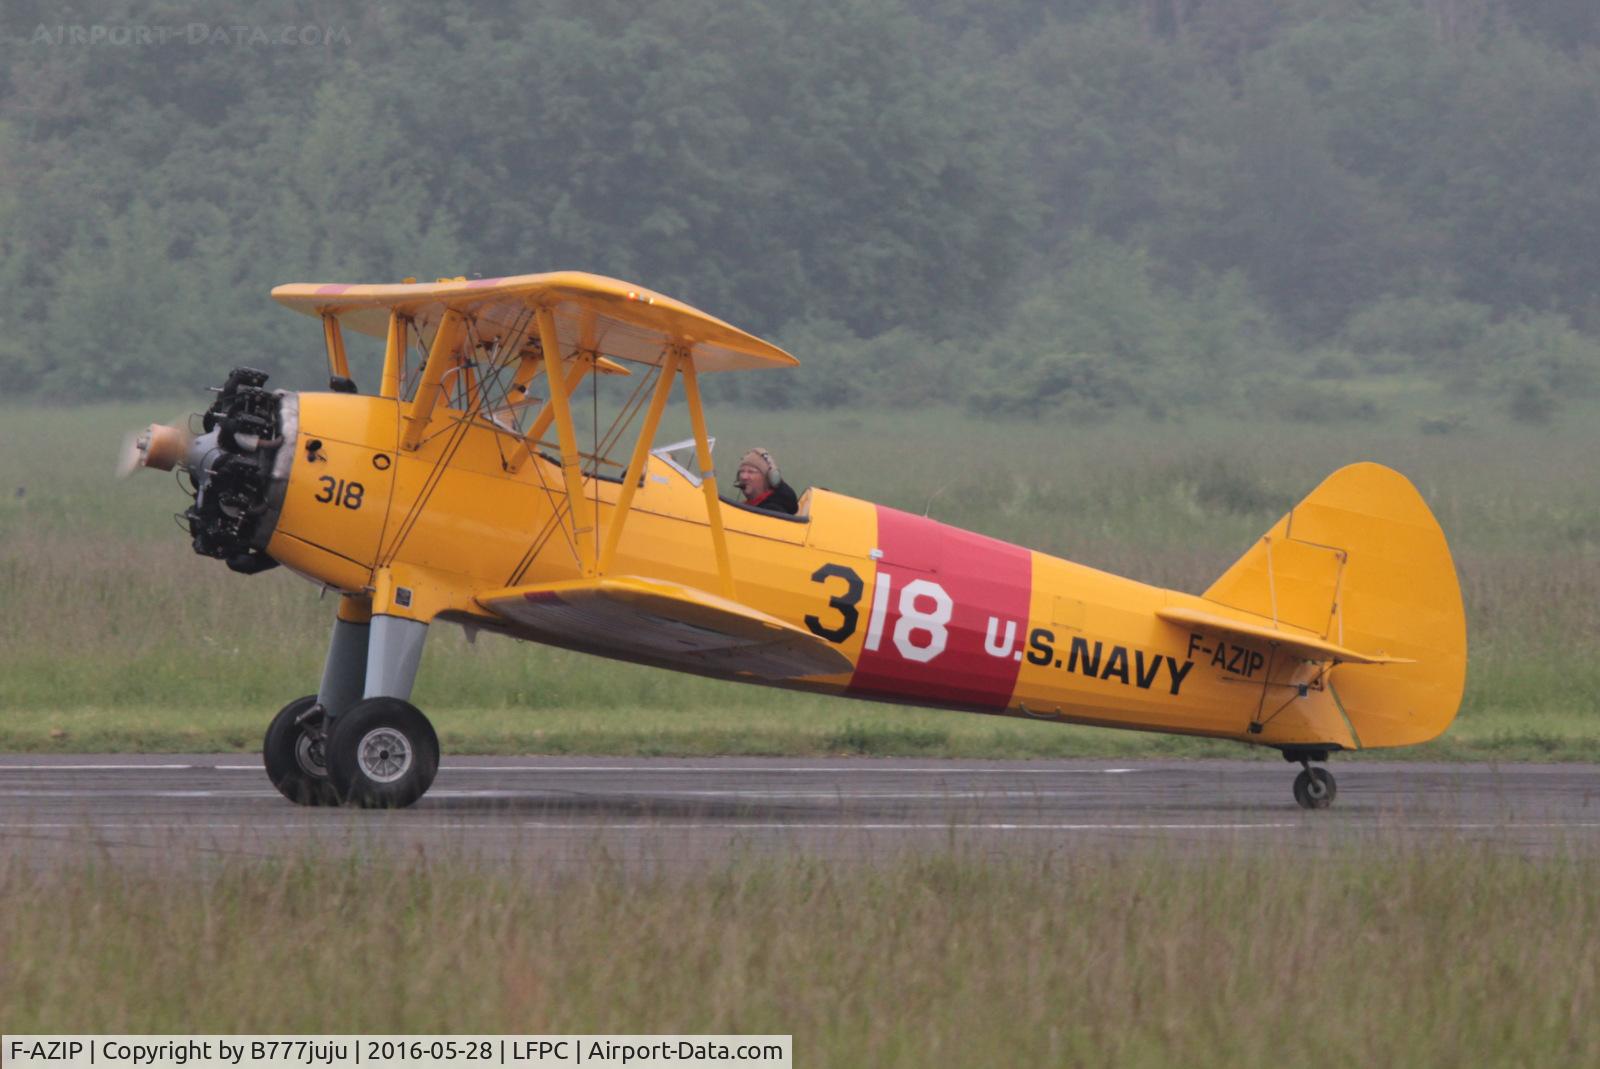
top-left (735, 447), bottom-right (798, 515)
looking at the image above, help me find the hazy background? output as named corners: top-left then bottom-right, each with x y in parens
top-left (7, 5), bottom-right (1599, 1046)
top-left (3, 0), bottom-right (1599, 425)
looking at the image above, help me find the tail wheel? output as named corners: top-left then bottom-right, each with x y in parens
top-left (325, 697), bottom-right (440, 809)
top-left (263, 695), bottom-right (339, 806)
top-left (1293, 766), bottom-right (1337, 810)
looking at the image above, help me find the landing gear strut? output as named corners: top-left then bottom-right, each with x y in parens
top-left (266, 602), bottom-right (441, 808)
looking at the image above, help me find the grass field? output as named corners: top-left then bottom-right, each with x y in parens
top-left (3, 845), bottom-right (1596, 1065)
top-left (2, 397), bottom-right (1597, 759)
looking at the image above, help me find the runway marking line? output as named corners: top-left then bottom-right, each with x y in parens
top-left (218, 764), bottom-right (1144, 774)
top-left (0, 763), bottom-right (1144, 775)
top-left (0, 790), bottom-right (278, 798)
top-left (433, 789), bottom-right (1110, 799)
top-left (0, 788), bottom-right (1103, 800)
top-left (5, 821), bottom-right (1600, 831)
top-left (0, 764), bottom-right (196, 771)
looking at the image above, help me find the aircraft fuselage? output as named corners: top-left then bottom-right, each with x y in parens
top-left (261, 392), bottom-right (1353, 751)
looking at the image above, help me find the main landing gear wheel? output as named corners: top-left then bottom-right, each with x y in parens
top-left (325, 697), bottom-right (440, 809)
top-left (263, 695), bottom-right (339, 806)
top-left (1293, 766), bottom-right (1337, 810)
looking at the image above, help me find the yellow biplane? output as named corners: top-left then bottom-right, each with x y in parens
top-left (123, 272), bottom-right (1467, 808)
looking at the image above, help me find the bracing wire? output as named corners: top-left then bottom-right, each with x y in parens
top-left (592, 352), bottom-right (600, 565)
top-left (506, 358), bottom-right (659, 586)
top-left (594, 364), bottom-right (659, 467)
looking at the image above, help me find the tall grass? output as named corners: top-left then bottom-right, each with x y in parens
top-left (2, 845), bottom-right (1596, 1065)
top-left (2, 401), bottom-right (1597, 755)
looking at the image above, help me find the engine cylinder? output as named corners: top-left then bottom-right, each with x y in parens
top-left (184, 368), bottom-right (298, 574)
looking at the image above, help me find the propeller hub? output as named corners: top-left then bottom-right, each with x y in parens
top-left (136, 422), bottom-right (190, 472)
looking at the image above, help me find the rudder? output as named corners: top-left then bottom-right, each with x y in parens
top-left (1204, 463), bottom-right (1467, 749)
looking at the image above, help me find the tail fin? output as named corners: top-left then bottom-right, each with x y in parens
top-left (1205, 463), bottom-right (1467, 749)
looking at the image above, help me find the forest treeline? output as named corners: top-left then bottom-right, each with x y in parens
top-left (2, 0), bottom-right (1598, 421)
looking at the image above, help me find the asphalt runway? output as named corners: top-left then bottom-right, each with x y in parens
top-left (3, 755), bottom-right (1599, 868)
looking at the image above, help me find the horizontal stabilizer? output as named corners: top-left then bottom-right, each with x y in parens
top-left (477, 576), bottom-right (852, 681)
top-left (1156, 605), bottom-right (1413, 666)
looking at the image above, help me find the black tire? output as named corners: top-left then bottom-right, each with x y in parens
top-left (325, 697), bottom-right (439, 809)
top-left (1293, 766), bottom-right (1337, 810)
top-left (263, 695), bottom-right (340, 806)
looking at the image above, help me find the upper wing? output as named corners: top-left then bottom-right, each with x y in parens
top-left (476, 575), bottom-right (853, 681)
top-left (1156, 605), bottom-right (1413, 666)
top-left (271, 271), bottom-right (796, 373)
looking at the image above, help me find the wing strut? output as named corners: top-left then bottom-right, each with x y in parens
top-left (681, 352), bottom-right (735, 598)
top-left (505, 349), bottom-right (544, 411)
top-left (321, 314), bottom-right (352, 384)
top-left (403, 309), bottom-right (467, 450)
top-left (380, 311), bottom-right (408, 399)
top-left (534, 305), bottom-right (597, 576)
top-left (504, 354), bottom-right (600, 475)
top-left (599, 347), bottom-right (683, 573)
